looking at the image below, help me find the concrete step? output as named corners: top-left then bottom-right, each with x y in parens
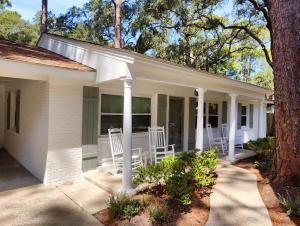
top-left (57, 178), bottom-right (110, 214)
top-left (84, 170), bottom-right (122, 195)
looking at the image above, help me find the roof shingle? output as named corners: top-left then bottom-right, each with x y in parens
top-left (0, 39), bottom-right (95, 72)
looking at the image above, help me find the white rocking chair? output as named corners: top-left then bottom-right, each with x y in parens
top-left (108, 128), bottom-right (143, 173)
top-left (221, 123), bottom-right (244, 150)
top-left (148, 126), bottom-right (175, 164)
top-left (207, 124), bottom-right (227, 153)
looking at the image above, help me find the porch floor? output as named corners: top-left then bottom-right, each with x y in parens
top-left (0, 149), bottom-right (40, 191)
top-left (218, 149), bottom-right (256, 164)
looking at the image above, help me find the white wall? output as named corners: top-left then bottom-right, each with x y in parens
top-left (0, 84), bottom-right (5, 147)
top-left (44, 82), bottom-right (84, 184)
top-left (4, 80), bottom-right (49, 181)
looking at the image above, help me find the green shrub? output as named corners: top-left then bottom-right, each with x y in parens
top-left (192, 149), bottom-right (217, 187)
top-left (133, 155), bottom-right (176, 185)
top-left (278, 192), bottom-right (300, 216)
top-left (245, 137), bottom-right (275, 152)
top-left (107, 195), bottom-right (143, 220)
top-left (166, 171), bottom-right (193, 206)
top-left (149, 206), bottom-right (169, 224)
top-left (254, 159), bottom-right (272, 170)
top-left (133, 149), bottom-right (217, 206)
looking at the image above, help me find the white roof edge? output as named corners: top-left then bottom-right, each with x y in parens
top-left (41, 33), bottom-right (273, 95)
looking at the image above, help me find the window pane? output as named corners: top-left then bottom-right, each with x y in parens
top-left (101, 115), bottom-right (123, 134)
top-left (242, 106), bottom-right (247, 115)
top-left (209, 103), bottom-right (218, 115)
top-left (133, 115), bottom-right (151, 132)
top-left (101, 94), bottom-right (123, 113)
top-left (209, 116), bottom-right (218, 128)
top-left (241, 116), bottom-right (247, 126)
top-left (133, 97), bottom-right (151, 114)
top-left (194, 116), bottom-right (206, 128)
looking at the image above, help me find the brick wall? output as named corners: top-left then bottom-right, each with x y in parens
top-left (44, 82), bottom-right (83, 184)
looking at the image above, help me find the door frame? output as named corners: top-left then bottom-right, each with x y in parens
top-left (167, 95), bottom-right (185, 151)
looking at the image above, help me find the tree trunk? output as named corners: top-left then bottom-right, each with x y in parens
top-left (40, 0), bottom-right (47, 33)
top-left (271, 0), bottom-right (300, 186)
top-left (113, 0), bottom-right (122, 48)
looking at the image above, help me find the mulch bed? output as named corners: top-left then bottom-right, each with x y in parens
top-left (235, 157), bottom-right (300, 226)
top-left (93, 184), bottom-right (212, 226)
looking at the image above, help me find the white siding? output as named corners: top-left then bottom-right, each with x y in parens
top-left (4, 80), bottom-right (49, 181)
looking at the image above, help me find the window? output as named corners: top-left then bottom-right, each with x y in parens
top-left (208, 103), bottom-right (219, 128)
top-left (241, 105), bottom-right (247, 127)
top-left (6, 90), bottom-right (20, 133)
top-left (100, 94), bottom-right (151, 135)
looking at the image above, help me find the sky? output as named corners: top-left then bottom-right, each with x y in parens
top-left (10, 0), bottom-right (88, 21)
top-left (10, 0), bottom-right (234, 22)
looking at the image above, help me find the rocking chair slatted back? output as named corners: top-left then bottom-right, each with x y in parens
top-left (108, 128), bottom-right (123, 166)
top-left (148, 126), bottom-right (167, 150)
top-left (221, 123), bottom-right (229, 139)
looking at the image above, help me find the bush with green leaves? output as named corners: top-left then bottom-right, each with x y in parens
top-left (245, 137), bottom-right (275, 169)
top-left (278, 192), bottom-right (300, 216)
top-left (133, 149), bottom-right (218, 206)
top-left (107, 195), bottom-right (143, 220)
top-left (149, 206), bottom-right (169, 224)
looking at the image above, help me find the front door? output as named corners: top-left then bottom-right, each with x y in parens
top-left (168, 96), bottom-right (184, 151)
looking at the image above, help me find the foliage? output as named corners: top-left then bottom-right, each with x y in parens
top-left (248, 62), bottom-right (274, 89)
top-left (0, 0), bottom-right (10, 11)
top-left (192, 149), bottom-right (218, 187)
top-left (134, 149), bottom-right (217, 206)
top-left (149, 206), bottom-right (169, 224)
top-left (0, 10), bottom-right (39, 45)
top-left (106, 195), bottom-right (143, 220)
top-left (245, 137), bottom-right (274, 169)
top-left (278, 192), bottom-right (300, 216)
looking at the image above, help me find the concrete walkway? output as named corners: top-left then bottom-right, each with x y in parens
top-left (206, 160), bottom-right (272, 226)
top-left (0, 149), bottom-right (104, 226)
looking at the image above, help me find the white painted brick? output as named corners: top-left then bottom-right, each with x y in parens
top-left (45, 83), bottom-right (83, 184)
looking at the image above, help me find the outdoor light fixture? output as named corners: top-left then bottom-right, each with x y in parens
top-left (194, 89), bottom-right (198, 96)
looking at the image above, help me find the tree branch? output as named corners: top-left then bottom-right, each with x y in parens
top-left (218, 22), bottom-right (273, 67)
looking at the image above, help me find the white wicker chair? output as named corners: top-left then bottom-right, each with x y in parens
top-left (148, 126), bottom-right (175, 164)
top-left (108, 128), bottom-right (143, 173)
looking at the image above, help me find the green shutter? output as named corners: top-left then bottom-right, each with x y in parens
top-left (250, 104), bottom-right (254, 128)
top-left (7, 92), bottom-right (10, 130)
top-left (157, 94), bottom-right (167, 128)
top-left (188, 97), bottom-right (196, 150)
top-left (15, 90), bottom-right (20, 133)
top-left (82, 86), bottom-right (99, 172)
top-left (222, 101), bottom-right (227, 124)
top-left (237, 103), bottom-right (242, 129)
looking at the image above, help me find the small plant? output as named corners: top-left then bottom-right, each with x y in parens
top-left (107, 195), bottom-right (143, 220)
top-left (149, 206), bottom-right (169, 224)
top-left (278, 191), bottom-right (300, 216)
top-left (254, 159), bottom-right (272, 170)
top-left (166, 172), bottom-right (193, 205)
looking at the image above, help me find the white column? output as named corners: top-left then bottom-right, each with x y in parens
top-left (195, 88), bottom-right (206, 152)
top-left (228, 94), bottom-right (238, 161)
top-left (121, 78), bottom-right (133, 194)
top-left (259, 99), bottom-right (266, 138)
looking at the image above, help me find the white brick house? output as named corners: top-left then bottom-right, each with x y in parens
top-left (0, 34), bottom-right (273, 187)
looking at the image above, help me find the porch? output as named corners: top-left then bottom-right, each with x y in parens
top-left (83, 77), bottom-right (267, 193)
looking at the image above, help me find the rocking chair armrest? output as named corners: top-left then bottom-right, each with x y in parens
top-left (168, 144), bottom-right (175, 151)
top-left (212, 137), bottom-right (224, 142)
top-left (132, 148), bottom-right (142, 156)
